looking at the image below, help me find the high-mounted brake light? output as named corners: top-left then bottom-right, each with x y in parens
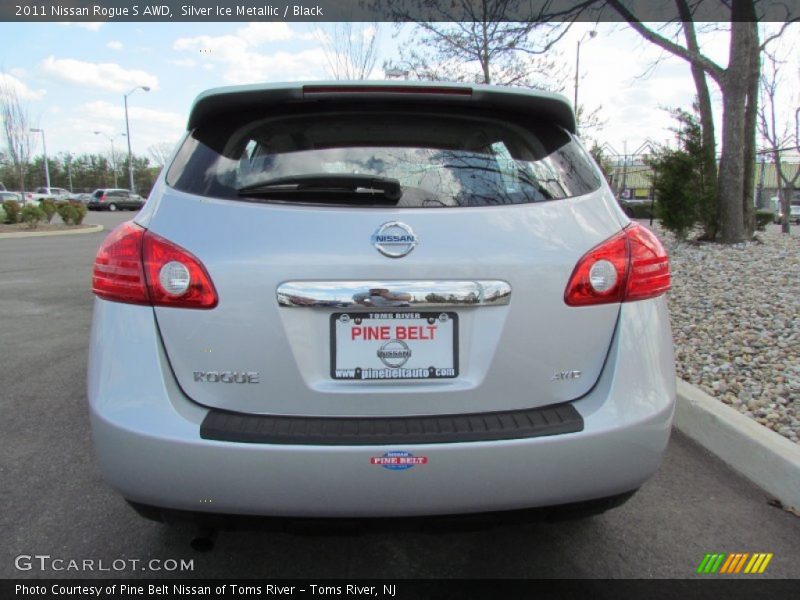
top-left (303, 85), bottom-right (472, 97)
top-left (564, 223), bottom-right (670, 307)
top-left (92, 221), bottom-right (217, 309)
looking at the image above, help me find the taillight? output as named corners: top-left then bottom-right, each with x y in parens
top-left (564, 223), bottom-right (670, 306)
top-left (92, 221), bottom-right (148, 304)
top-left (92, 221), bottom-right (218, 309)
top-left (142, 230), bottom-right (218, 308)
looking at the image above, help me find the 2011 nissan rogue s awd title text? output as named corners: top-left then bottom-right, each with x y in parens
top-left (87, 81), bottom-right (675, 523)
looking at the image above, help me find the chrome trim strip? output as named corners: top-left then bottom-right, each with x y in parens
top-left (277, 281), bottom-right (511, 308)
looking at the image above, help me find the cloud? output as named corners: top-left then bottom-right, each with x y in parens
top-left (168, 58), bottom-right (197, 68)
top-left (66, 101), bottom-right (185, 158)
top-left (39, 56), bottom-right (158, 93)
top-left (107, 41), bottom-right (123, 51)
top-left (58, 22), bottom-right (104, 32)
top-left (0, 72), bottom-right (46, 100)
top-left (173, 23), bottom-right (327, 84)
top-left (236, 22), bottom-right (299, 45)
top-left (81, 101), bottom-right (182, 128)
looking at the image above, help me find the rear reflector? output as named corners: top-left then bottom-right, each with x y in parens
top-left (564, 223), bottom-right (670, 306)
top-left (92, 221), bottom-right (217, 309)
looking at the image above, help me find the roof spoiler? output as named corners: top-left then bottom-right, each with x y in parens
top-left (187, 81), bottom-right (576, 134)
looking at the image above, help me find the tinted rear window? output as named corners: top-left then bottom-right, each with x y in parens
top-left (167, 108), bottom-right (601, 208)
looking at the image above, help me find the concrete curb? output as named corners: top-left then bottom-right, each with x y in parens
top-left (0, 224), bottom-right (103, 239)
top-left (674, 378), bottom-right (800, 512)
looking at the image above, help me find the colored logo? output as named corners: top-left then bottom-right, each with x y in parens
top-left (696, 553), bottom-right (773, 575)
top-left (370, 450), bottom-right (428, 470)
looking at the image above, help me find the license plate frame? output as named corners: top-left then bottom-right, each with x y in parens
top-left (330, 311), bottom-right (459, 381)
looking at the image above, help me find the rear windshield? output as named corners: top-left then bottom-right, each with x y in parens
top-left (166, 108), bottom-right (601, 208)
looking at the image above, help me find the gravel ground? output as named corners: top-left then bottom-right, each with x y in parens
top-left (653, 222), bottom-right (800, 444)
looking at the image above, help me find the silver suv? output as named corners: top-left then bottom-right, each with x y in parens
top-left (88, 82), bottom-right (675, 523)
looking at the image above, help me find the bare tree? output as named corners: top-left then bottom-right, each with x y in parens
top-left (758, 48), bottom-right (800, 234)
top-left (383, 0), bottom-right (582, 90)
top-left (317, 23), bottom-right (380, 80)
top-left (0, 75), bottom-right (33, 191)
top-left (675, 8), bottom-right (719, 239)
top-left (575, 104), bottom-right (607, 145)
top-left (607, 0), bottom-right (768, 243)
top-left (147, 142), bottom-right (176, 168)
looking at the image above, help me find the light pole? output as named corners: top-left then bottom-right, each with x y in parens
top-left (30, 128), bottom-right (50, 189)
top-left (574, 29), bottom-right (597, 132)
top-left (66, 153), bottom-right (73, 192)
top-left (94, 131), bottom-right (126, 188)
top-left (795, 107), bottom-right (799, 151)
top-left (124, 85), bottom-right (150, 193)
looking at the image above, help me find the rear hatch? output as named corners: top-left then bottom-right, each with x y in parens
top-left (145, 84), bottom-right (624, 417)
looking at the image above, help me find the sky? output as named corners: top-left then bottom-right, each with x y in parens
top-left (0, 20), bottom-right (798, 164)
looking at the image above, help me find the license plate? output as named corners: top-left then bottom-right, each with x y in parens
top-left (331, 312), bottom-right (458, 380)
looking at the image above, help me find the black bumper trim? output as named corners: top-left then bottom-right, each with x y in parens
top-left (200, 403), bottom-right (583, 445)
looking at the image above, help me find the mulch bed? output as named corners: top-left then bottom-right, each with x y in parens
top-left (0, 222), bottom-right (94, 234)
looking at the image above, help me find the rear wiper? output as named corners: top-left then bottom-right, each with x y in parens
top-left (237, 174), bottom-right (402, 202)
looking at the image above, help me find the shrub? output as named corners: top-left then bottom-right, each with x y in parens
top-left (3, 200), bottom-right (20, 224)
top-left (650, 151), bottom-right (699, 240)
top-left (71, 200), bottom-right (87, 225)
top-left (755, 211), bottom-right (774, 231)
top-left (648, 106), bottom-right (716, 241)
top-left (56, 201), bottom-right (78, 225)
top-left (20, 204), bottom-right (46, 229)
top-left (39, 199), bottom-right (57, 223)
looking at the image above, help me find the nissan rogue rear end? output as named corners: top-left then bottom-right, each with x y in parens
top-left (87, 82), bottom-right (675, 521)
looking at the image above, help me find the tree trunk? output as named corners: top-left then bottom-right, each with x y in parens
top-left (15, 164), bottom-right (25, 192)
top-left (773, 153), bottom-right (790, 234)
top-left (718, 84), bottom-right (747, 242)
top-left (741, 20), bottom-right (759, 238)
top-left (680, 14), bottom-right (718, 238)
top-left (716, 13), bottom-right (754, 243)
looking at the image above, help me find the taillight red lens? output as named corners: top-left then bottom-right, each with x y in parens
top-left (92, 221), bottom-right (217, 309)
top-left (624, 224), bottom-right (671, 301)
top-left (92, 222), bottom-right (149, 304)
top-left (564, 223), bottom-right (670, 306)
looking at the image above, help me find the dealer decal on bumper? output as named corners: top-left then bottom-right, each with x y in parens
top-left (370, 450), bottom-right (428, 470)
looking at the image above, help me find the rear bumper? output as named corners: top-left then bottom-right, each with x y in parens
top-left (87, 298), bottom-right (675, 518)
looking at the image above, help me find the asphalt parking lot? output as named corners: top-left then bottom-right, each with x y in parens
top-left (1, 210), bottom-right (799, 580)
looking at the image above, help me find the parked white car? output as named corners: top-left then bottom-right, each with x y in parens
top-left (24, 187), bottom-right (73, 204)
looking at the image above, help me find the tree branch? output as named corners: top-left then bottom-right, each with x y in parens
top-left (606, 0), bottom-right (725, 84)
